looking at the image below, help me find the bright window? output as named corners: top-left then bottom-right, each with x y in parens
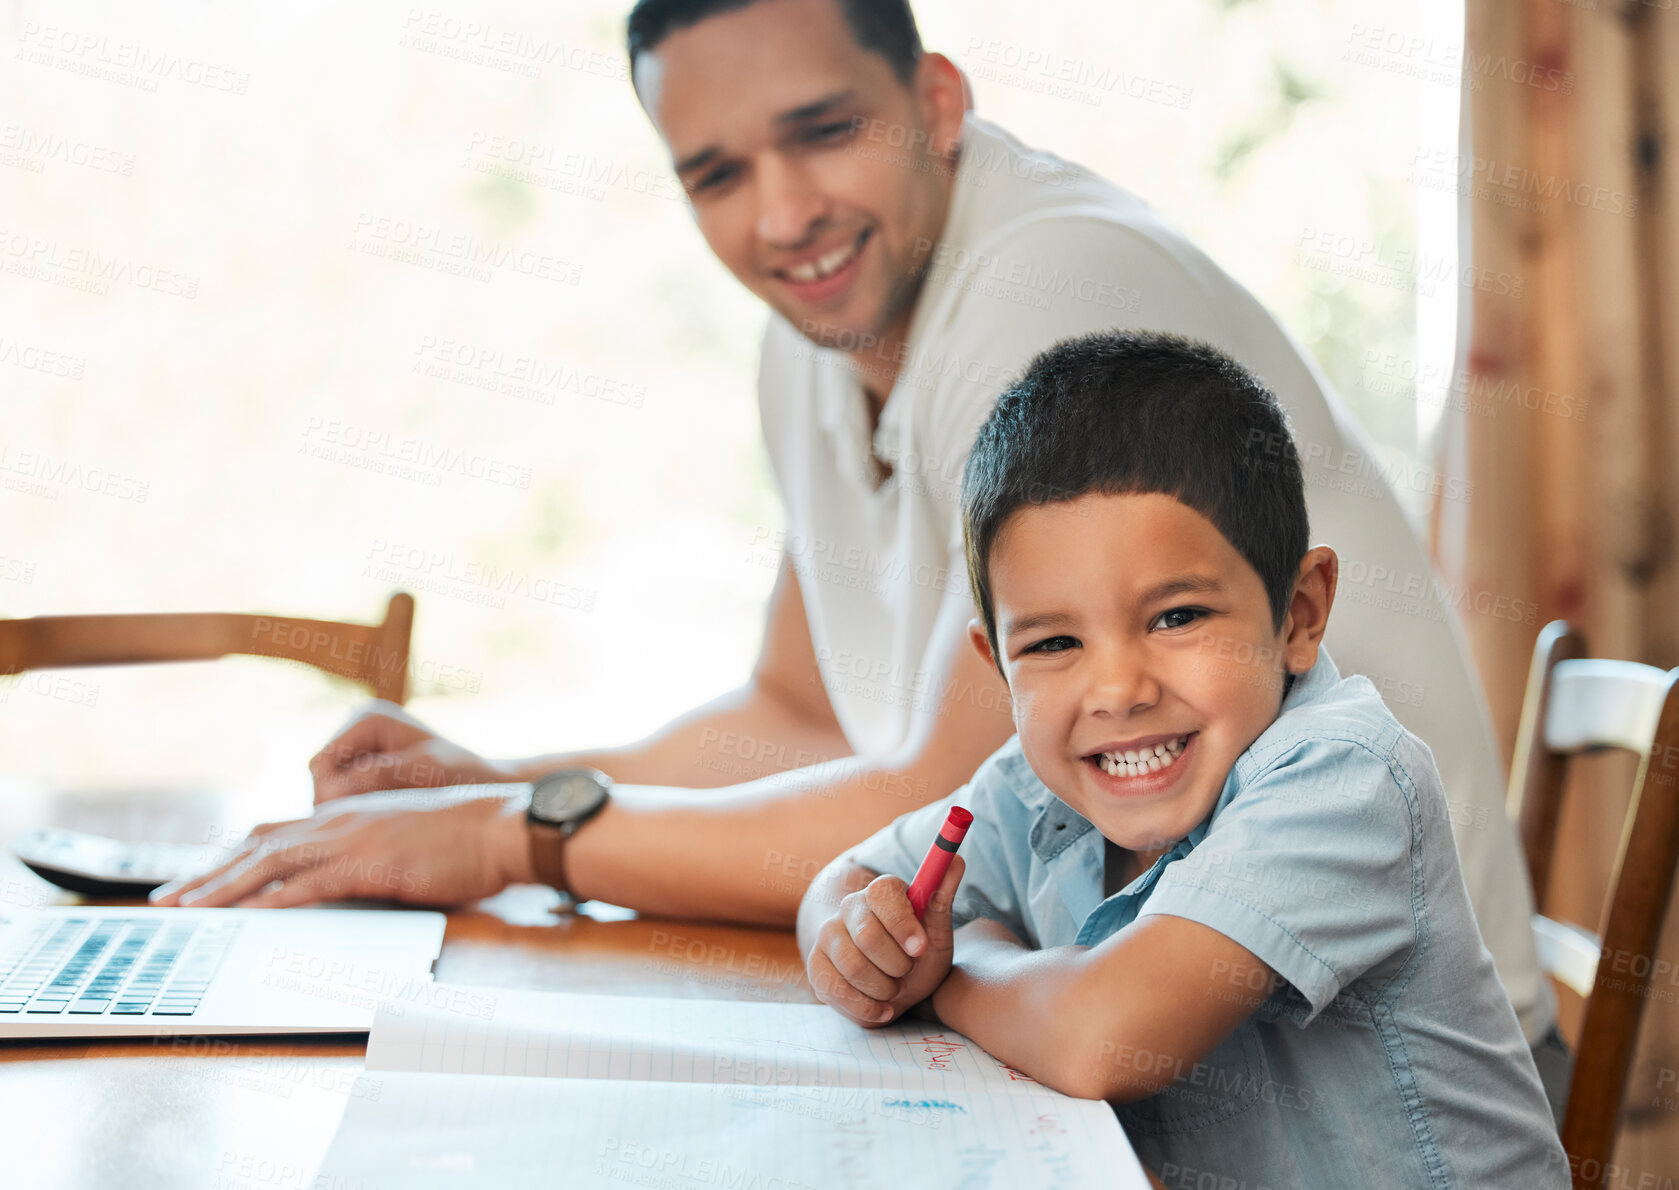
top-left (1, 0), bottom-right (1463, 811)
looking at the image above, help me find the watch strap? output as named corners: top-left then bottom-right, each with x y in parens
top-left (528, 818), bottom-right (571, 895)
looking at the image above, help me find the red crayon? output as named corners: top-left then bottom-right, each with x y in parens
top-left (906, 806), bottom-right (973, 919)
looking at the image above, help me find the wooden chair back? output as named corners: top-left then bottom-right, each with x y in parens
top-left (0, 592), bottom-right (415, 704)
top-left (1508, 619), bottom-right (1679, 1187)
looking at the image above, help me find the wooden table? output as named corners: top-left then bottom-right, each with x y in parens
top-left (0, 784), bottom-right (1166, 1190)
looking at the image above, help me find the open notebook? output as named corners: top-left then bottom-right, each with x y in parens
top-left (315, 983), bottom-right (1150, 1189)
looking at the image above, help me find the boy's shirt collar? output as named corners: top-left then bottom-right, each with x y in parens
top-left (1009, 649), bottom-right (1344, 944)
top-left (1022, 650), bottom-right (1342, 855)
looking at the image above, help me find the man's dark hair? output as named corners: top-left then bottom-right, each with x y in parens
top-left (962, 330), bottom-right (1309, 670)
top-left (626, 0), bottom-right (923, 86)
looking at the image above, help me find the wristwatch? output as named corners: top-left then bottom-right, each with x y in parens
top-left (525, 767), bottom-right (612, 895)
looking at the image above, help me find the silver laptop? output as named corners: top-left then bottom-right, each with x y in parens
top-left (0, 906), bottom-right (445, 1038)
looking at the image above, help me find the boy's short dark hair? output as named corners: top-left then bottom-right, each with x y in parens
top-left (961, 330), bottom-right (1309, 668)
top-left (626, 0), bottom-right (923, 86)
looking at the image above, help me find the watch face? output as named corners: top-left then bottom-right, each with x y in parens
top-left (530, 771), bottom-right (608, 823)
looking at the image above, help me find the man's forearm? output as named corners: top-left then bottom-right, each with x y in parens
top-left (510, 758), bottom-right (942, 925)
top-left (503, 681), bottom-right (851, 789)
top-left (489, 599), bottom-right (1013, 922)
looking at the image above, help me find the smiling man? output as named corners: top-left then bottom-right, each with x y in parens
top-left (157, 0), bottom-right (1562, 1106)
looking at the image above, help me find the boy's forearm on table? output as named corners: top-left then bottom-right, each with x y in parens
top-left (930, 925), bottom-right (1107, 1097)
top-left (933, 916), bottom-right (1277, 1103)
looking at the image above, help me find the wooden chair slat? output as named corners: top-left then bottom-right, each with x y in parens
top-left (0, 593), bottom-right (414, 704)
top-left (1509, 621), bottom-right (1588, 907)
top-left (1508, 620), bottom-right (1679, 1188)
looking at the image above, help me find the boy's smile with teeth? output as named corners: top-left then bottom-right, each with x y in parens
top-left (1091, 732), bottom-right (1193, 778)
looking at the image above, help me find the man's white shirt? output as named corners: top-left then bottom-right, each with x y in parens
top-left (755, 112), bottom-right (1552, 1041)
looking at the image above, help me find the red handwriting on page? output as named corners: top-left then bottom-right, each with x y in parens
top-left (901, 1033), bottom-right (968, 1072)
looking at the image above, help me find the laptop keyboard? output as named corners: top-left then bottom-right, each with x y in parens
top-left (0, 917), bottom-right (239, 1018)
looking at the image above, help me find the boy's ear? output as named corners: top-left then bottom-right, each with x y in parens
top-left (1282, 546), bottom-right (1338, 674)
top-left (967, 617), bottom-right (998, 671)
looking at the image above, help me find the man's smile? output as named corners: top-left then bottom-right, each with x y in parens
top-left (771, 227), bottom-right (871, 303)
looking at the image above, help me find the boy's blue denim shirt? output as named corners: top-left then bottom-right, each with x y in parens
top-left (844, 649), bottom-right (1568, 1188)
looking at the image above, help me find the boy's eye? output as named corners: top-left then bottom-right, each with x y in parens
top-left (1151, 607), bottom-right (1207, 631)
top-left (1023, 635), bottom-right (1078, 655)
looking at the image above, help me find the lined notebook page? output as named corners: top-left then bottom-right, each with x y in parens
top-left (316, 1071), bottom-right (1150, 1190)
top-left (366, 984), bottom-right (1043, 1096)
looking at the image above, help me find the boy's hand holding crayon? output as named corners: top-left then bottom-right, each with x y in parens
top-left (807, 854), bottom-right (966, 1027)
top-left (807, 806), bottom-right (973, 1027)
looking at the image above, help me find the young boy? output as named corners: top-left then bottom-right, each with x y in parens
top-left (795, 331), bottom-right (1567, 1186)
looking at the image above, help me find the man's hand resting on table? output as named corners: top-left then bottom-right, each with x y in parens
top-left (148, 788), bottom-right (534, 908)
top-left (310, 701), bottom-right (514, 804)
top-left (805, 857), bottom-right (964, 1027)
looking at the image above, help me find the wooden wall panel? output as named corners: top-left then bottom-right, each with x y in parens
top-left (1448, 0), bottom-right (1678, 1180)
